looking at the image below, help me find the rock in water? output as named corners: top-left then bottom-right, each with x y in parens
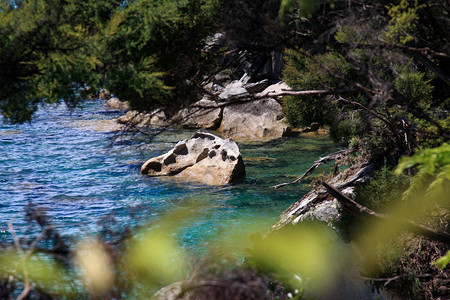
top-left (219, 98), bottom-right (289, 142)
top-left (107, 97), bottom-right (130, 111)
top-left (141, 131), bottom-right (245, 185)
top-left (117, 109), bottom-right (166, 126)
top-left (172, 98), bottom-right (222, 130)
top-left (99, 88), bottom-right (111, 100)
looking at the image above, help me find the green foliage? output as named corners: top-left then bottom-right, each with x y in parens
top-left (355, 164), bottom-right (409, 212)
top-left (279, 0), bottom-right (449, 155)
top-left (280, 0), bottom-right (320, 20)
top-left (386, 0), bottom-right (425, 44)
top-left (0, 250), bottom-right (75, 297)
top-left (371, 237), bottom-right (427, 300)
top-left (432, 250), bottom-right (450, 270)
top-left (329, 108), bottom-right (367, 143)
top-left (0, 0), bottom-right (114, 122)
top-left (235, 221), bottom-right (345, 298)
top-left (394, 64), bottom-right (433, 110)
top-left (283, 49), bottom-right (352, 91)
top-left (100, 0), bottom-right (220, 112)
top-left (283, 48), bottom-right (372, 144)
top-left (393, 64), bottom-right (448, 148)
top-left (0, 0), bottom-right (220, 122)
top-left (395, 143), bottom-right (450, 202)
top-left (282, 48), bottom-right (350, 128)
top-left (334, 26), bottom-right (358, 44)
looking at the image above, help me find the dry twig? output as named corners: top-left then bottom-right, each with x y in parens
top-left (271, 149), bottom-right (351, 189)
top-left (322, 182), bottom-right (450, 244)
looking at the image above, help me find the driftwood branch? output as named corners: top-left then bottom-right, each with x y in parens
top-left (255, 87), bottom-right (361, 99)
top-left (7, 219), bottom-right (51, 300)
top-left (8, 218), bottom-right (30, 300)
top-left (360, 274), bottom-right (434, 287)
top-left (322, 182), bottom-right (450, 244)
top-left (271, 149), bottom-right (351, 189)
top-left (189, 87), bottom-right (362, 109)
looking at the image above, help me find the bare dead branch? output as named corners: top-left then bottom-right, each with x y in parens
top-left (360, 274), bottom-right (434, 287)
top-left (7, 218), bottom-right (30, 300)
top-left (322, 182), bottom-right (450, 244)
top-left (8, 217), bottom-right (23, 253)
top-left (272, 149), bottom-right (351, 189)
top-left (412, 53), bottom-right (450, 85)
top-left (396, 44), bottom-right (449, 59)
top-left (25, 226), bottom-right (50, 258)
top-left (255, 87), bottom-right (361, 99)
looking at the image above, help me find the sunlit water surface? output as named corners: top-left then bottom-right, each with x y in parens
top-left (0, 100), bottom-right (339, 253)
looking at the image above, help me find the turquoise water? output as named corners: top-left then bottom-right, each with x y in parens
top-left (0, 100), bottom-right (339, 251)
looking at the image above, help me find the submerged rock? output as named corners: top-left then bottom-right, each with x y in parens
top-left (70, 119), bottom-right (123, 132)
top-left (141, 130), bottom-right (245, 185)
top-left (116, 109), bottom-right (167, 126)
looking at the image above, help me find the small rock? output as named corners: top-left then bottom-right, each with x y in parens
top-left (212, 83), bottom-right (224, 93)
top-left (99, 89), bottom-right (111, 100)
top-left (107, 98), bottom-right (130, 111)
top-left (303, 122), bottom-right (320, 133)
top-left (310, 122), bottom-right (320, 132)
top-left (214, 73), bottom-right (231, 85)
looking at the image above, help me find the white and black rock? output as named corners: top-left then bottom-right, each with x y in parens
top-left (141, 130), bottom-right (245, 185)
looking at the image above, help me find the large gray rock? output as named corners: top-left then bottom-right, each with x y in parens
top-left (172, 98), bottom-right (222, 130)
top-left (116, 109), bottom-right (167, 126)
top-left (219, 98), bottom-right (289, 142)
top-left (141, 131), bottom-right (245, 185)
top-left (107, 97), bottom-right (130, 111)
top-left (218, 81), bottom-right (250, 101)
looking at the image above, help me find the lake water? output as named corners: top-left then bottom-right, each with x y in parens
top-left (0, 100), bottom-right (339, 253)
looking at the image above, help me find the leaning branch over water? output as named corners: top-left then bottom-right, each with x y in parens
top-left (322, 182), bottom-right (450, 244)
top-left (271, 149), bottom-right (351, 189)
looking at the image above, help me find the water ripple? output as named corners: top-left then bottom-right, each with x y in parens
top-left (0, 100), bottom-right (338, 249)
